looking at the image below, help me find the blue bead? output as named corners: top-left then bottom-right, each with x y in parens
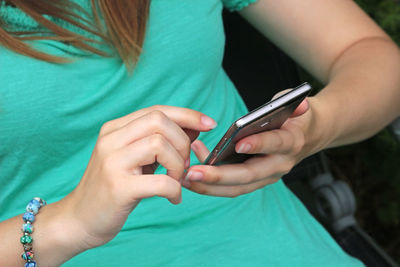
top-left (25, 260), bottom-right (37, 267)
top-left (22, 223), bottom-right (33, 234)
top-left (33, 197), bottom-right (46, 207)
top-left (22, 212), bottom-right (35, 223)
top-left (26, 199), bottom-right (40, 215)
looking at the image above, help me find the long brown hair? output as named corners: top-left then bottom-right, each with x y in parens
top-left (0, 0), bottom-right (150, 69)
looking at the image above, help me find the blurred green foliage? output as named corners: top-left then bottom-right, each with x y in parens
top-left (326, 0), bottom-right (400, 261)
top-left (357, 0), bottom-right (400, 44)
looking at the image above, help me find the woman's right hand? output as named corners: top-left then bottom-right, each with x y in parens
top-left (58, 105), bottom-right (217, 250)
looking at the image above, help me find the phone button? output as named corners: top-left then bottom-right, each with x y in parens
top-left (261, 120), bottom-right (271, 127)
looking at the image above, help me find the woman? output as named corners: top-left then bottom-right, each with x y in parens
top-left (0, 0), bottom-right (399, 266)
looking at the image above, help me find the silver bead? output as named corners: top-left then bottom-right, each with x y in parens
top-left (23, 244), bottom-right (33, 251)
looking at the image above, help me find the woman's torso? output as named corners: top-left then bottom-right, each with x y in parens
top-left (0, 1), bottom-right (363, 266)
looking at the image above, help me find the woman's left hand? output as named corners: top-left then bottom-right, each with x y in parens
top-left (182, 93), bottom-right (317, 197)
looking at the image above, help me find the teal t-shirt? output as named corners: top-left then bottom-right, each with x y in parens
top-left (0, 0), bottom-right (363, 266)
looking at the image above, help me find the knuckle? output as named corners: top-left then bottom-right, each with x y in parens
top-left (292, 133), bottom-right (305, 154)
top-left (149, 134), bottom-right (167, 151)
top-left (281, 136), bottom-right (294, 154)
top-left (100, 120), bottom-right (116, 135)
top-left (175, 154), bottom-right (185, 167)
top-left (178, 136), bottom-right (191, 157)
top-left (95, 135), bottom-right (112, 152)
top-left (183, 134), bottom-right (191, 148)
top-left (149, 110), bottom-right (168, 125)
top-left (147, 111), bottom-right (170, 132)
top-left (274, 132), bottom-right (284, 152)
top-left (169, 162), bottom-right (185, 179)
top-left (150, 104), bottom-right (164, 111)
top-left (177, 157), bottom-right (185, 171)
top-left (210, 171), bottom-right (222, 183)
top-left (279, 161), bottom-right (295, 175)
top-left (243, 166), bottom-right (256, 183)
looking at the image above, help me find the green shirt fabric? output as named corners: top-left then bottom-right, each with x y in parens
top-left (0, 0), bottom-right (363, 266)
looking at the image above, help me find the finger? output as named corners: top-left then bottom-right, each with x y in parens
top-left (271, 89), bottom-right (310, 118)
top-left (290, 99), bottom-right (309, 117)
top-left (271, 88), bottom-right (292, 100)
top-left (100, 105), bottom-right (217, 136)
top-left (235, 123), bottom-right (304, 155)
top-left (104, 110), bottom-right (192, 160)
top-left (185, 155), bottom-right (294, 185)
top-left (128, 174), bottom-right (182, 204)
top-left (183, 174), bottom-right (280, 198)
top-left (191, 140), bottom-right (210, 163)
top-left (185, 154), bottom-right (291, 185)
top-left (113, 134), bottom-right (185, 181)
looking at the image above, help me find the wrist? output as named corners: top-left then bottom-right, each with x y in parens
top-left (34, 198), bottom-right (89, 266)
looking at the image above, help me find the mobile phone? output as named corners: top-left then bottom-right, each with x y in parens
top-left (204, 82), bottom-right (312, 165)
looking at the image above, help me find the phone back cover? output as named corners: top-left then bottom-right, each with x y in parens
top-left (210, 97), bottom-right (303, 165)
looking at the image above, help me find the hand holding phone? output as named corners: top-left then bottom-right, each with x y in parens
top-left (204, 82), bottom-right (312, 165)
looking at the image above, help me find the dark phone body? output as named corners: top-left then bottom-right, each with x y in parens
top-left (204, 82), bottom-right (312, 165)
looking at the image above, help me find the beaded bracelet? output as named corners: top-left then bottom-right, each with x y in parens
top-left (20, 197), bottom-right (46, 267)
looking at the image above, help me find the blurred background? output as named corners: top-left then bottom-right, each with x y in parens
top-left (326, 0), bottom-right (400, 263)
top-left (222, 0), bottom-right (400, 265)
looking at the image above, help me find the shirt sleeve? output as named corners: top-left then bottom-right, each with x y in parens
top-left (222, 0), bottom-right (258, 12)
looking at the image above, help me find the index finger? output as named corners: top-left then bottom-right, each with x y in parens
top-left (101, 105), bottom-right (217, 136)
top-left (272, 89), bottom-right (309, 117)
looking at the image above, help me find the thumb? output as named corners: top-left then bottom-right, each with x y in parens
top-left (291, 99), bottom-right (309, 117)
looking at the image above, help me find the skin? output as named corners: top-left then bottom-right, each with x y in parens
top-left (183, 0), bottom-right (400, 197)
top-left (1, 0), bottom-right (400, 266)
top-left (0, 106), bottom-right (216, 266)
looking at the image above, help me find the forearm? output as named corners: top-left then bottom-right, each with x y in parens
top-left (0, 199), bottom-right (87, 266)
top-left (309, 37), bottom-right (400, 151)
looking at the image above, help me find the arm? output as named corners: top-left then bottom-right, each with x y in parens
top-left (0, 201), bottom-right (86, 266)
top-left (0, 106), bottom-right (215, 266)
top-left (239, 0), bottom-right (400, 152)
top-left (184, 0), bottom-right (400, 196)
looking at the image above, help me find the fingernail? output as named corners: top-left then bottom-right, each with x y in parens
top-left (185, 158), bottom-right (190, 169)
top-left (201, 115), bottom-right (217, 129)
top-left (182, 179), bottom-right (192, 187)
top-left (186, 170), bottom-right (204, 181)
top-left (237, 143), bottom-right (252, 153)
